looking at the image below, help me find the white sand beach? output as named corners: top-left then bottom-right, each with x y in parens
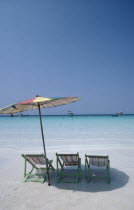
top-left (0, 143), bottom-right (134, 210)
top-left (0, 0), bottom-right (134, 209)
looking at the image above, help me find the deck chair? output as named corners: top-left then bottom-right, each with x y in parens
top-left (56, 153), bottom-right (81, 183)
top-left (22, 154), bottom-right (55, 183)
top-left (85, 155), bottom-right (110, 183)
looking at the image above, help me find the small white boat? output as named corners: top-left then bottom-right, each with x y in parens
top-left (113, 112), bottom-right (123, 116)
top-left (19, 113), bottom-right (24, 117)
top-left (67, 111), bottom-right (74, 116)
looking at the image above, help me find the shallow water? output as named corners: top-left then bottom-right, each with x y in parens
top-left (0, 115), bottom-right (134, 151)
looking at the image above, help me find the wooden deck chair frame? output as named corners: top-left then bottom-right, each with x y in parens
top-left (56, 153), bottom-right (82, 183)
top-left (85, 155), bottom-right (110, 183)
top-left (22, 154), bottom-right (55, 183)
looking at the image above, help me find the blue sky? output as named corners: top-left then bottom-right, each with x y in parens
top-left (0, 0), bottom-right (134, 115)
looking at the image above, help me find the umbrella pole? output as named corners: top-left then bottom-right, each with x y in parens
top-left (38, 103), bottom-right (51, 186)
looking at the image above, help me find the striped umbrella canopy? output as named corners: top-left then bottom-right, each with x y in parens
top-left (0, 96), bottom-right (80, 114)
top-left (0, 95), bottom-right (80, 185)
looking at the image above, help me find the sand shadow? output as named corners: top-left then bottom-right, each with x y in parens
top-left (49, 167), bottom-right (129, 192)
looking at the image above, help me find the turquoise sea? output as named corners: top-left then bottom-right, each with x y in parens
top-left (0, 115), bottom-right (134, 151)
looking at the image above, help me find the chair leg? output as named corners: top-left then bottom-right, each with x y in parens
top-left (42, 173), bottom-right (48, 183)
top-left (107, 165), bottom-right (110, 184)
top-left (85, 161), bottom-right (91, 182)
top-left (56, 159), bottom-right (63, 183)
top-left (24, 159), bottom-right (27, 177)
top-left (57, 158), bottom-right (59, 182)
top-left (85, 159), bottom-right (91, 182)
top-left (24, 166), bottom-right (34, 182)
top-left (85, 159), bottom-right (87, 178)
top-left (57, 168), bottom-right (63, 182)
top-left (48, 160), bottom-right (55, 170)
top-left (78, 165), bottom-right (82, 182)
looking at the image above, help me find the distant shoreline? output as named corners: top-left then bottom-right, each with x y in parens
top-left (0, 114), bottom-right (134, 117)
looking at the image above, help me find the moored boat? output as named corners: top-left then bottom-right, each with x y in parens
top-left (67, 111), bottom-right (74, 116)
top-left (113, 112), bottom-right (123, 116)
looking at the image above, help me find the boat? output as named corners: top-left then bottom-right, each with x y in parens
top-left (112, 112), bottom-right (123, 116)
top-left (67, 111), bottom-right (74, 116)
top-left (18, 113), bottom-right (24, 117)
top-left (10, 114), bottom-right (14, 117)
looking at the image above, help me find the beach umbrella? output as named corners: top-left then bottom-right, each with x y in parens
top-left (0, 95), bottom-right (80, 185)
